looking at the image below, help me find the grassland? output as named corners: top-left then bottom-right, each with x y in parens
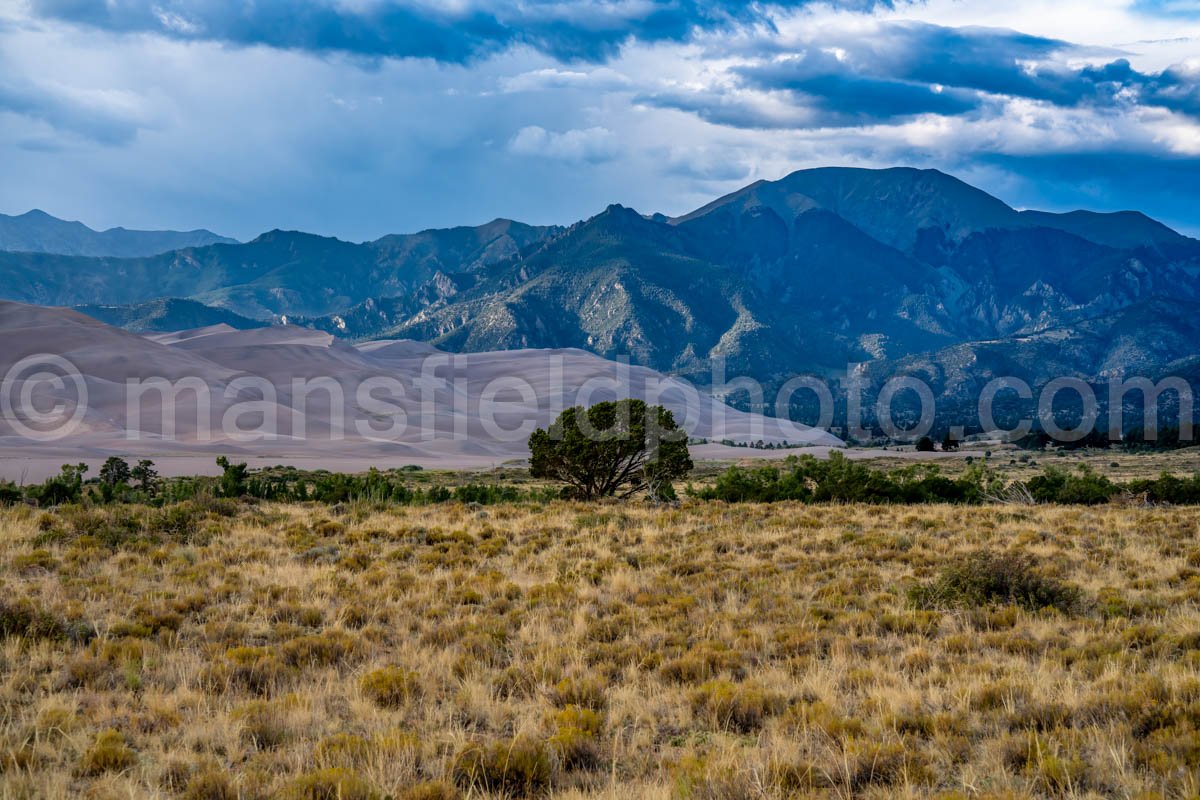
top-left (1, 492), bottom-right (1199, 798)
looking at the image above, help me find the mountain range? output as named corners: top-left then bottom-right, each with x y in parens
top-left (2, 167), bottom-right (1198, 434)
top-left (0, 209), bottom-right (236, 257)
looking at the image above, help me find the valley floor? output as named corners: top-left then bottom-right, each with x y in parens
top-left (1, 500), bottom-right (1198, 798)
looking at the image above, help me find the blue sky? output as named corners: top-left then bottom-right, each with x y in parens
top-left (1, 0), bottom-right (1199, 241)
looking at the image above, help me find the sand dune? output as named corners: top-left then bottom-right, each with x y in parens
top-left (0, 300), bottom-right (842, 476)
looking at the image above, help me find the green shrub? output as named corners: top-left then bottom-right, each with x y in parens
top-left (1128, 471), bottom-right (1200, 504)
top-left (201, 646), bottom-right (295, 695)
top-left (78, 729), bottom-right (137, 775)
top-left (314, 733), bottom-right (371, 767)
top-left (1024, 466), bottom-right (1118, 505)
top-left (278, 768), bottom-right (378, 800)
top-left (697, 453), bottom-right (987, 504)
top-left (0, 599), bottom-right (92, 644)
top-left (909, 551), bottom-right (1085, 613)
top-left (28, 464), bottom-right (87, 507)
top-left (360, 666), bottom-right (421, 709)
top-left (548, 706), bottom-right (605, 771)
top-left (399, 782), bottom-right (461, 800)
top-left (0, 481), bottom-right (22, 506)
top-left (696, 456), bottom-right (1200, 506)
top-left (233, 701), bottom-right (290, 750)
top-left (279, 631), bottom-right (361, 668)
top-left (452, 736), bottom-right (552, 798)
top-left (549, 676), bottom-right (607, 710)
top-left (183, 770), bottom-right (237, 800)
top-left (689, 680), bottom-right (786, 733)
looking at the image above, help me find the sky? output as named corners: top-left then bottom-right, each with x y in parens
top-left (1, 0), bottom-right (1199, 241)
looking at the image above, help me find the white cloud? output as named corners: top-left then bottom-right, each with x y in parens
top-left (500, 67), bottom-right (630, 92)
top-left (508, 125), bottom-right (618, 162)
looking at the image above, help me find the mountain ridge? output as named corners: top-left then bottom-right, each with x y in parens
top-left (0, 209), bottom-right (237, 257)
top-left (2, 167), bottom-right (1198, 417)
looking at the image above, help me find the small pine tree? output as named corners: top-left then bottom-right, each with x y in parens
top-left (99, 457), bottom-right (132, 488)
top-left (131, 460), bottom-right (159, 493)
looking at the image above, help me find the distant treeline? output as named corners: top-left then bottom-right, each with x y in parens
top-left (4, 452), bottom-right (1200, 509)
top-left (0, 458), bottom-right (559, 509)
top-left (692, 453), bottom-right (1200, 506)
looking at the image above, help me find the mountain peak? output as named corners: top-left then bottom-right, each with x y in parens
top-left (586, 203), bottom-right (657, 232)
top-left (674, 165), bottom-right (1019, 253)
top-left (250, 229), bottom-right (345, 245)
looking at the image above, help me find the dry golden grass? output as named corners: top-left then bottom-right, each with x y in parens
top-left (1, 498), bottom-right (1199, 798)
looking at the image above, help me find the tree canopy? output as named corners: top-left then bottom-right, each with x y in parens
top-left (528, 399), bottom-right (692, 500)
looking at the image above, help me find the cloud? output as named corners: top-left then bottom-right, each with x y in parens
top-left (735, 47), bottom-right (981, 124)
top-left (644, 19), bottom-right (1200, 132)
top-left (1, 0), bottom-right (1197, 242)
top-left (509, 125), bottom-right (618, 162)
top-left (25, 0), bottom-right (879, 64)
top-left (0, 78), bottom-right (149, 145)
top-left (500, 67), bottom-right (631, 92)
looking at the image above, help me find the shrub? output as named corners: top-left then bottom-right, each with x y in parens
top-left (360, 666), bottom-right (421, 709)
top-left (1025, 466), bottom-right (1118, 505)
top-left (0, 599), bottom-right (67, 642)
top-left (279, 631), bottom-right (361, 668)
top-left (1128, 471), bottom-right (1200, 505)
top-left (549, 676), bottom-right (607, 710)
top-left (314, 733), bottom-right (371, 767)
top-left (183, 771), bottom-right (237, 800)
top-left (278, 768), bottom-right (378, 800)
top-left (451, 736), bottom-right (552, 798)
top-left (78, 729), bottom-right (137, 775)
top-left (12, 549), bottom-right (57, 573)
top-left (0, 481), bottom-right (22, 506)
top-left (548, 706), bottom-right (605, 771)
top-left (909, 551), bottom-right (1085, 613)
top-left (147, 502), bottom-right (215, 544)
top-left (689, 680), bottom-right (786, 733)
top-left (201, 646), bottom-right (294, 695)
top-left (658, 641), bottom-right (745, 684)
top-left (28, 464), bottom-right (87, 507)
top-left (399, 782), bottom-right (461, 800)
top-left (233, 701), bottom-right (290, 750)
top-left (696, 456), bottom-right (1200, 506)
top-left (697, 453), bottom-right (987, 504)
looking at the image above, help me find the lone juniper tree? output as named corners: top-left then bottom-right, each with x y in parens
top-left (528, 399), bottom-right (692, 501)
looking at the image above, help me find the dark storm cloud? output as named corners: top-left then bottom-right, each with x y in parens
top-left (27, 0), bottom-right (885, 63)
top-left (735, 46), bottom-right (980, 123)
